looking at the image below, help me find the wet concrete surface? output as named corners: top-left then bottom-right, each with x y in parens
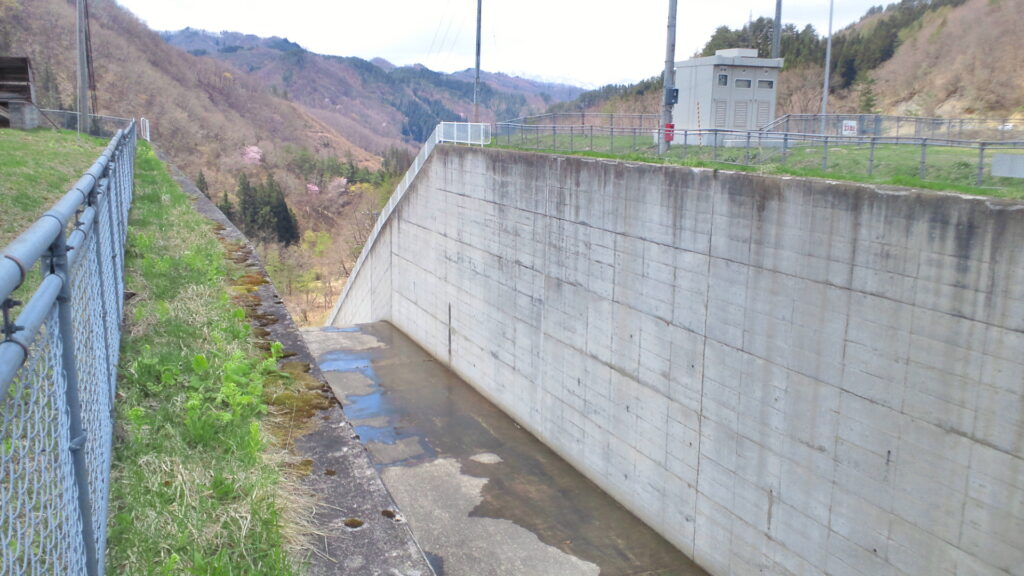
top-left (302, 322), bottom-right (709, 576)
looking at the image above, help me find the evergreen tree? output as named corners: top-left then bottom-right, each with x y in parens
top-left (263, 175), bottom-right (300, 246)
top-left (230, 173), bottom-right (300, 246)
top-left (196, 170), bottom-right (209, 196)
top-left (236, 173), bottom-right (258, 233)
top-left (217, 191), bottom-right (235, 220)
top-left (857, 78), bottom-right (879, 114)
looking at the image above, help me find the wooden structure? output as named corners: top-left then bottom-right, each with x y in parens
top-left (0, 57), bottom-right (36, 128)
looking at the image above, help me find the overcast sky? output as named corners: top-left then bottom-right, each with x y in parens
top-left (114, 0), bottom-right (881, 87)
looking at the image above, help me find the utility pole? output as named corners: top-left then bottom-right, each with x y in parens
top-left (820, 0), bottom-right (833, 135)
top-left (659, 0), bottom-right (678, 155)
top-left (472, 0), bottom-right (482, 123)
top-left (76, 0), bottom-right (91, 135)
top-left (772, 0), bottom-right (782, 59)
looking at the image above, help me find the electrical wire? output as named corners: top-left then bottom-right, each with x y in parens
top-left (426, 0), bottom-right (454, 61)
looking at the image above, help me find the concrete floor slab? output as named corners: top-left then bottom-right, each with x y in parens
top-left (303, 322), bottom-right (709, 576)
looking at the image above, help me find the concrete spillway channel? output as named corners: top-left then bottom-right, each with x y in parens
top-left (302, 322), bottom-right (708, 576)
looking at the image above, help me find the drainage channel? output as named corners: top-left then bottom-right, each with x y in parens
top-left (302, 322), bottom-right (708, 576)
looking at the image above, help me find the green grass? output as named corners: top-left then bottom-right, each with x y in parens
top-left (0, 128), bottom-right (107, 247)
top-left (493, 133), bottom-right (1024, 200)
top-left (105, 142), bottom-right (297, 575)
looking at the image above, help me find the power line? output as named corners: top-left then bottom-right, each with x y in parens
top-left (436, 12), bottom-right (457, 62)
top-left (426, 0), bottom-right (453, 62)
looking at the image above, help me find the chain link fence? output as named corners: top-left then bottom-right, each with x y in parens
top-left (495, 120), bottom-right (1024, 190)
top-left (763, 113), bottom-right (1018, 142)
top-left (503, 112), bottom-right (661, 130)
top-left (35, 110), bottom-right (135, 140)
top-left (1, 121), bottom-right (136, 576)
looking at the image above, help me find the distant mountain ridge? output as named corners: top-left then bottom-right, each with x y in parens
top-left (1, 0), bottom-right (379, 192)
top-left (161, 28), bottom-right (584, 148)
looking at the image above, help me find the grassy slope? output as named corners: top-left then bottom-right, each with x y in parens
top-left (106, 143), bottom-right (295, 574)
top-left (0, 129), bottom-right (107, 246)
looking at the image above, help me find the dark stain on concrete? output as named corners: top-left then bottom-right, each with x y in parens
top-left (425, 551), bottom-right (446, 576)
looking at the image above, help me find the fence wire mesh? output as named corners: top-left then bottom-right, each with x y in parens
top-left (764, 113), bottom-right (1018, 141)
top-left (35, 110), bottom-right (134, 140)
top-left (0, 308), bottom-right (86, 576)
top-left (495, 119), bottom-right (1024, 191)
top-left (1, 122), bottom-right (136, 576)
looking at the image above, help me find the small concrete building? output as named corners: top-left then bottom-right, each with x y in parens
top-left (673, 48), bottom-right (783, 132)
top-left (0, 57), bottom-right (38, 129)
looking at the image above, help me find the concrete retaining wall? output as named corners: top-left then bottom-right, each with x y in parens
top-left (331, 145), bottom-right (1024, 576)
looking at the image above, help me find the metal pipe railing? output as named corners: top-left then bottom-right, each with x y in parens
top-left (492, 121), bottom-right (1024, 188)
top-left (1, 120), bottom-right (137, 576)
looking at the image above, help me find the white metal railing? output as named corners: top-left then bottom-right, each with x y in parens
top-left (438, 121), bottom-right (491, 146)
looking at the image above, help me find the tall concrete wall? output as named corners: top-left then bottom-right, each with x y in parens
top-left (331, 145), bottom-right (1024, 576)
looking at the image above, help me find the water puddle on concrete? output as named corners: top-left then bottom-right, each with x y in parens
top-left (302, 322), bottom-right (708, 576)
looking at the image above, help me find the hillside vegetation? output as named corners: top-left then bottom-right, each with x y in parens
top-left (871, 0), bottom-right (1024, 116)
top-left (551, 0), bottom-right (1023, 120)
top-left (2, 0), bottom-right (383, 323)
top-left (163, 29), bottom-right (583, 151)
top-left (3, 0), bottom-right (377, 195)
top-left (1, 0), bottom-right (585, 324)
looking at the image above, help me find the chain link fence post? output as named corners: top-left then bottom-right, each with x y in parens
top-left (868, 137), bottom-right (877, 177)
top-left (977, 143), bottom-right (987, 186)
top-left (50, 230), bottom-right (100, 576)
top-left (919, 138), bottom-right (928, 180)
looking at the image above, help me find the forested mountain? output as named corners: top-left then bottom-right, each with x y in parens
top-left (549, 0), bottom-right (1023, 119)
top-left (0, 0), bottom-right (584, 323)
top-left (700, 0), bottom-right (970, 91)
top-left (161, 29), bottom-right (583, 149)
top-left (1, 0), bottom-right (383, 191)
